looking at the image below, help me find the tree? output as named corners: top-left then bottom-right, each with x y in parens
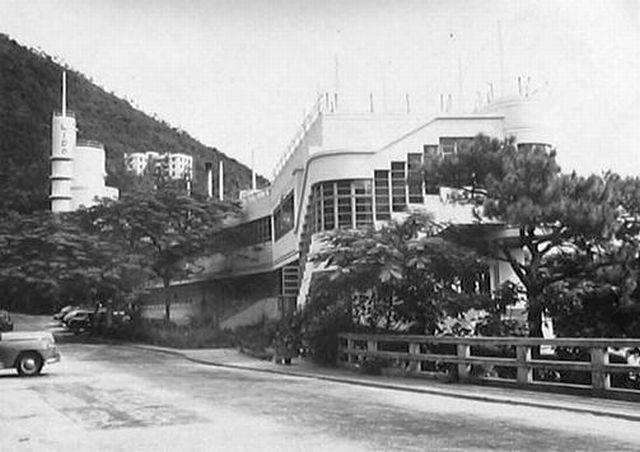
top-left (0, 210), bottom-right (140, 313)
top-left (309, 213), bottom-right (507, 335)
top-left (80, 181), bottom-right (240, 321)
top-left (540, 175), bottom-right (640, 337)
top-left (424, 135), bottom-right (622, 336)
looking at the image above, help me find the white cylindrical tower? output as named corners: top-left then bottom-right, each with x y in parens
top-left (482, 94), bottom-right (554, 146)
top-left (71, 140), bottom-right (106, 209)
top-left (50, 110), bottom-right (77, 212)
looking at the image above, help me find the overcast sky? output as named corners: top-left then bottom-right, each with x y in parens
top-left (1, 0), bottom-right (638, 179)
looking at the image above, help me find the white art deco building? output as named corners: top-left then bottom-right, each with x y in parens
top-left (140, 87), bottom-right (554, 329)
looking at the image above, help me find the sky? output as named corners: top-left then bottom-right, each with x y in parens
top-left (0, 0), bottom-right (639, 179)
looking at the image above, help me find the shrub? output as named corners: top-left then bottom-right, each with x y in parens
top-left (104, 317), bottom-right (234, 349)
top-left (233, 317), bottom-right (279, 358)
top-left (300, 299), bottom-right (354, 366)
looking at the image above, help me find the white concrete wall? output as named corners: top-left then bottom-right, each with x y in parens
top-left (481, 95), bottom-right (554, 145)
top-left (220, 297), bottom-right (279, 330)
top-left (140, 300), bottom-right (199, 326)
top-left (72, 144), bottom-right (110, 209)
top-left (320, 113), bottom-right (424, 152)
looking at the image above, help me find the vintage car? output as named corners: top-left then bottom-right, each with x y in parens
top-left (62, 308), bottom-right (91, 325)
top-left (0, 331), bottom-right (61, 376)
top-left (53, 305), bottom-right (78, 321)
top-left (66, 311), bottom-right (94, 334)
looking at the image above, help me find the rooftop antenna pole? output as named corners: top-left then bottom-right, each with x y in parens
top-left (62, 71), bottom-right (67, 117)
top-left (457, 54), bottom-right (463, 111)
top-left (382, 71), bottom-right (387, 113)
top-left (251, 148), bottom-right (257, 190)
top-left (497, 20), bottom-right (505, 97)
top-left (334, 55), bottom-right (339, 111)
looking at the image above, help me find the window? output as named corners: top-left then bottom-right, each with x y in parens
top-left (322, 183), bottom-right (335, 230)
top-left (422, 145), bottom-right (439, 194)
top-left (353, 180), bottom-right (373, 228)
top-left (337, 181), bottom-right (352, 228)
top-left (274, 192), bottom-right (295, 240)
top-left (391, 161), bottom-right (406, 212)
top-left (312, 184), bottom-right (322, 232)
top-left (407, 153), bottom-right (423, 203)
top-left (309, 180), bottom-right (374, 232)
top-left (374, 170), bottom-right (391, 220)
top-left (517, 143), bottom-right (552, 153)
top-left (439, 137), bottom-right (473, 159)
top-left (230, 216), bottom-right (272, 247)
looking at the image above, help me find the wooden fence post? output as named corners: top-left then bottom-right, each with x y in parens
top-left (591, 347), bottom-right (610, 392)
top-left (367, 339), bottom-right (378, 357)
top-left (347, 338), bottom-right (355, 366)
top-left (408, 342), bottom-right (420, 374)
top-left (457, 344), bottom-right (471, 382)
top-left (516, 345), bottom-right (533, 385)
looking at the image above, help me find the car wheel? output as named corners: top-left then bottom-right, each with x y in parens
top-left (16, 352), bottom-right (43, 377)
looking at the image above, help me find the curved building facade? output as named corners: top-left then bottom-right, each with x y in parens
top-left (141, 93), bottom-right (553, 327)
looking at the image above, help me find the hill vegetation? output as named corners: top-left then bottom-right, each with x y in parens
top-left (0, 33), bottom-right (268, 214)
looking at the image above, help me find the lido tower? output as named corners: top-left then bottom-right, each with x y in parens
top-left (50, 71), bottom-right (76, 212)
top-left (49, 71), bottom-right (118, 212)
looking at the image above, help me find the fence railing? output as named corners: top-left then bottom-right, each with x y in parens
top-left (338, 333), bottom-right (640, 401)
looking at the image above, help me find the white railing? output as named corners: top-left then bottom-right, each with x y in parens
top-left (271, 94), bottom-right (327, 179)
top-left (239, 187), bottom-right (271, 203)
top-left (338, 333), bottom-right (640, 401)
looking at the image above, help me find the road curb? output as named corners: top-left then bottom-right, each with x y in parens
top-left (127, 343), bottom-right (640, 423)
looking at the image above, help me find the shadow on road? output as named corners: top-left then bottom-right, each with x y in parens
top-left (0, 371), bottom-right (56, 380)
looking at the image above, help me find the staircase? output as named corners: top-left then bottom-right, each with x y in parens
top-left (295, 192), bottom-right (316, 309)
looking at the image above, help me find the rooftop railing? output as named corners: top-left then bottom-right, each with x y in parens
top-left (76, 139), bottom-right (104, 149)
top-left (53, 110), bottom-right (76, 118)
top-left (271, 93), bottom-right (327, 180)
top-left (239, 187), bottom-right (271, 203)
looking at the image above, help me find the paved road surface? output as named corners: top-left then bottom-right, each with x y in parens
top-left (2, 315), bottom-right (639, 451)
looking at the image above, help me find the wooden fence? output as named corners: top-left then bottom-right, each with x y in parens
top-left (338, 333), bottom-right (640, 401)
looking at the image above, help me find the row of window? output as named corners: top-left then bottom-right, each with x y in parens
top-left (220, 191), bottom-right (295, 247)
top-left (274, 192), bottom-right (295, 240)
top-left (229, 216), bottom-right (272, 247)
top-left (309, 180), bottom-right (374, 233)
top-left (309, 139), bottom-right (474, 229)
top-left (229, 138), bottom-right (549, 242)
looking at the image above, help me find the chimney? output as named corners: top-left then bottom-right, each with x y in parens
top-left (205, 162), bottom-right (213, 198)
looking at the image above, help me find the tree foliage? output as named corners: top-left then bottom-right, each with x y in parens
top-left (309, 213), bottom-right (512, 335)
top-left (425, 134), bottom-right (639, 337)
top-left (0, 211), bottom-right (145, 313)
top-left (78, 181), bottom-right (241, 321)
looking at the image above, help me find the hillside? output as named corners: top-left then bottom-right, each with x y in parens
top-left (0, 34), bottom-right (268, 213)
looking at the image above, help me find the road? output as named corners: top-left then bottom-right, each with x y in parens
top-left (1, 315), bottom-right (639, 451)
